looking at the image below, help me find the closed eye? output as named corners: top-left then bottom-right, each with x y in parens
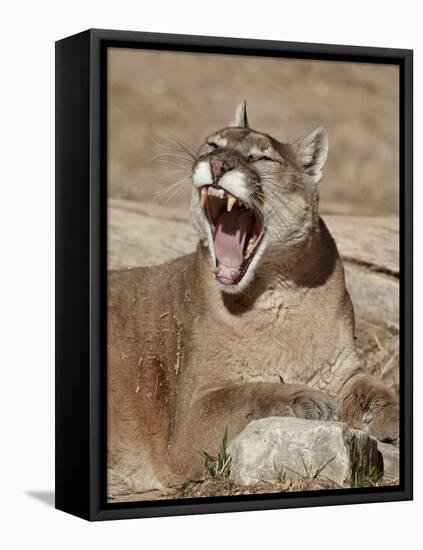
top-left (248, 154), bottom-right (274, 162)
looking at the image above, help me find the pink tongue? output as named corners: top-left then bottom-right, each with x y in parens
top-left (214, 209), bottom-right (252, 283)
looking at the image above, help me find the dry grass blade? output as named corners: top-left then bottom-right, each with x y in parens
top-left (198, 428), bottom-right (232, 478)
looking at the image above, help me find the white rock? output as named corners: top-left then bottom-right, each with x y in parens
top-left (228, 417), bottom-right (383, 486)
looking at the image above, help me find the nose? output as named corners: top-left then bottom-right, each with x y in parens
top-left (210, 158), bottom-right (230, 182)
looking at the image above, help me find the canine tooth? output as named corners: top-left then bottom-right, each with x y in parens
top-left (246, 236), bottom-right (256, 254)
top-left (227, 196), bottom-right (236, 212)
top-left (211, 266), bottom-right (221, 275)
top-left (219, 189), bottom-right (224, 199)
top-left (201, 188), bottom-right (208, 207)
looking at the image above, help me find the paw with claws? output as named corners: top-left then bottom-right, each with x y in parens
top-left (260, 384), bottom-right (339, 422)
top-left (362, 401), bottom-right (399, 445)
top-left (339, 374), bottom-right (399, 444)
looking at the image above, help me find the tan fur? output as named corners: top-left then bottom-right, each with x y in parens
top-left (107, 103), bottom-right (399, 496)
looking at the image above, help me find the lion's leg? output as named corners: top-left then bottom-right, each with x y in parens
top-left (168, 382), bottom-right (338, 480)
top-left (337, 374), bottom-right (399, 444)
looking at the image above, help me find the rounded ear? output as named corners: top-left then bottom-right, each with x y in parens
top-left (229, 100), bottom-right (249, 128)
top-left (291, 127), bottom-right (328, 183)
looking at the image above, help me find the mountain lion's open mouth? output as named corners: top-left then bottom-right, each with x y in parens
top-left (200, 185), bottom-right (265, 285)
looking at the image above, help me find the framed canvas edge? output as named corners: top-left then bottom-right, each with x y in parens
top-left (55, 28), bottom-right (413, 522)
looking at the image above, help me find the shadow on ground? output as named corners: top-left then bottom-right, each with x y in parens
top-left (26, 490), bottom-right (55, 508)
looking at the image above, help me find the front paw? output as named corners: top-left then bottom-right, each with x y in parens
top-left (254, 384), bottom-right (339, 423)
top-left (363, 401), bottom-right (399, 444)
top-left (291, 390), bottom-right (339, 422)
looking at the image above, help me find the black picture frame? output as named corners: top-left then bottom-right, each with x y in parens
top-left (55, 28), bottom-right (413, 521)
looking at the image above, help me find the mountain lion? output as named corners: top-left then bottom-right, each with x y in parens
top-left (108, 101), bottom-right (399, 496)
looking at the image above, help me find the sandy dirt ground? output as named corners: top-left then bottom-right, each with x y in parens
top-left (108, 48), bottom-right (399, 216)
top-left (108, 475), bottom-right (399, 503)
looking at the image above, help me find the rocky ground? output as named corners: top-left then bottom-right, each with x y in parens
top-left (109, 417), bottom-right (399, 504)
top-left (109, 475), bottom-right (400, 503)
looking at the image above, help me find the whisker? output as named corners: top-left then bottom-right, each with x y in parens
top-left (155, 185), bottom-right (191, 205)
top-left (160, 183), bottom-right (192, 203)
top-left (158, 167), bottom-right (191, 177)
top-left (253, 193), bottom-right (290, 233)
top-left (149, 152), bottom-right (194, 166)
top-left (154, 169), bottom-right (191, 186)
top-left (264, 196), bottom-right (307, 226)
top-left (155, 136), bottom-right (198, 161)
top-left (259, 170), bottom-right (304, 177)
top-left (258, 185), bottom-right (308, 217)
top-left (154, 175), bottom-right (190, 194)
top-left (153, 159), bottom-right (193, 170)
top-left (260, 176), bottom-right (305, 191)
top-left (254, 187), bottom-right (305, 230)
top-left (153, 176), bottom-right (191, 203)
